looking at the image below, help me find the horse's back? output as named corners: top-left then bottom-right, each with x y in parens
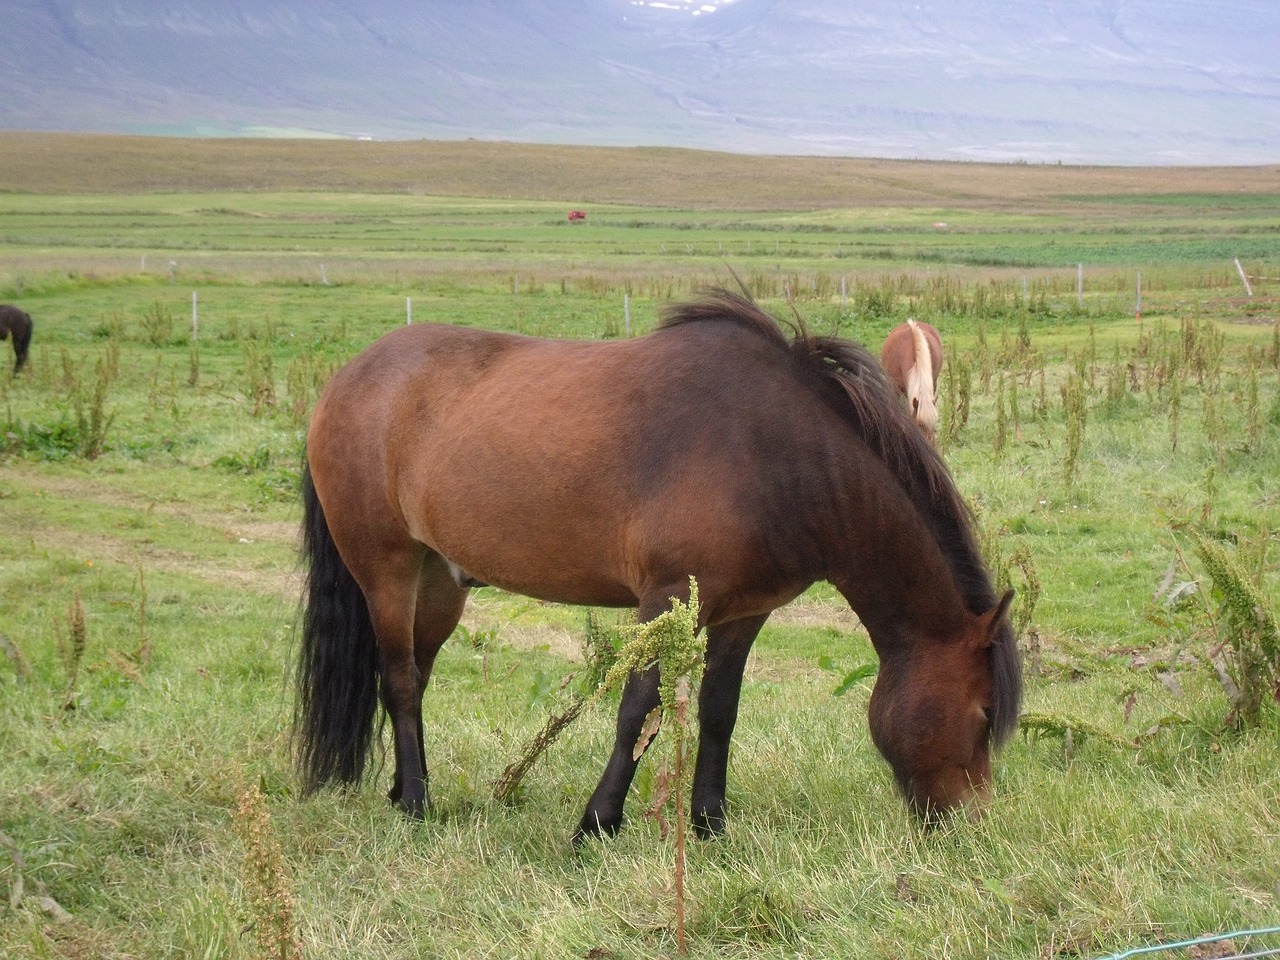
top-left (308, 321), bottom-right (839, 612)
top-left (881, 320), bottom-right (942, 380)
top-left (917, 320), bottom-right (943, 376)
top-left (879, 324), bottom-right (913, 383)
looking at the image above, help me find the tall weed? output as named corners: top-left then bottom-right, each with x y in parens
top-left (1187, 530), bottom-right (1280, 730)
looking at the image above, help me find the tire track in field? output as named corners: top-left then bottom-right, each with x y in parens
top-left (0, 467), bottom-right (300, 598)
top-left (0, 468), bottom-right (298, 544)
top-left (2, 468), bottom-right (863, 660)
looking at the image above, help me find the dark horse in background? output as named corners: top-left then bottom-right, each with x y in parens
top-left (0, 305), bottom-right (33, 374)
top-left (881, 319), bottom-right (943, 445)
top-left (296, 291), bottom-right (1020, 840)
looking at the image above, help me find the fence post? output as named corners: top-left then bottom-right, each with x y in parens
top-left (1234, 258), bottom-right (1254, 297)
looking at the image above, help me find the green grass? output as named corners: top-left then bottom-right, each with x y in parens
top-left (2, 140), bottom-right (1279, 959)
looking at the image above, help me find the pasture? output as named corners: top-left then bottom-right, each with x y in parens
top-left (1, 134), bottom-right (1279, 959)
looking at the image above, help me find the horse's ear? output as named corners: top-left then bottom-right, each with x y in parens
top-left (973, 589), bottom-right (1015, 649)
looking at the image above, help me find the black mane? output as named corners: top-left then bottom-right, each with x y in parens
top-left (660, 289), bottom-right (1022, 744)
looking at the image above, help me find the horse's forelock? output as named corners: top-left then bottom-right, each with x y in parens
top-left (989, 619), bottom-right (1022, 746)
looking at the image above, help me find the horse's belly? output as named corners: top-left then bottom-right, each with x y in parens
top-left (438, 536), bottom-right (638, 607)
top-left (404, 475), bottom-right (639, 606)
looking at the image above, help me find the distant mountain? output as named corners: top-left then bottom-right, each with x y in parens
top-left (3, 0), bottom-right (1278, 165)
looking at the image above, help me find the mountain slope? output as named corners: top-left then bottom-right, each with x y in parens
top-left (2, 0), bottom-right (1278, 164)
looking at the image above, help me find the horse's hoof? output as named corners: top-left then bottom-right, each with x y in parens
top-left (400, 803), bottom-right (426, 822)
top-left (393, 792), bottom-right (430, 821)
top-left (572, 814), bottom-right (622, 846)
top-left (692, 810), bottom-right (728, 840)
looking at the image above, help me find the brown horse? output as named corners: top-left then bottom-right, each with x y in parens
top-left (296, 291), bottom-right (1019, 840)
top-left (880, 319), bottom-right (943, 444)
top-left (0, 305), bottom-right (33, 374)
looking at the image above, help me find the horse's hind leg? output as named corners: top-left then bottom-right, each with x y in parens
top-left (691, 613), bottom-right (768, 838)
top-left (359, 563), bottom-right (427, 818)
top-left (387, 553), bottom-right (468, 809)
top-left (358, 548), bottom-right (461, 820)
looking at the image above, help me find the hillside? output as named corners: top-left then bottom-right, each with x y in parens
top-left (2, 0), bottom-right (1278, 165)
top-left (2, 133), bottom-right (1279, 212)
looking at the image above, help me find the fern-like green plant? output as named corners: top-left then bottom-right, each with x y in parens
top-left (1188, 529), bottom-right (1280, 729)
top-left (494, 582), bottom-right (703, 952)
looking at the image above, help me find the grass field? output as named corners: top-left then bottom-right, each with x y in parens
top-left (1, 134), bottom-right (1278, 960)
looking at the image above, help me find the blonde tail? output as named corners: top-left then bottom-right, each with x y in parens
top-left (905, 319), bottom-right (939, 442)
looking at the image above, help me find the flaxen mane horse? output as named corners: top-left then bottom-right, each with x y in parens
top-left (0, 305), bottom-right (33, 374)
top-left (296, 291), bottom-right (1019, 840)
top-left (881, 319), bottom-right (943, 444)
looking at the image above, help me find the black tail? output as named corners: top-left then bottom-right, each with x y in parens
top-left (295, 462), bottom-right (381, 794)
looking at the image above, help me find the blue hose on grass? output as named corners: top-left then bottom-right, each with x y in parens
top-left (1094, 926), bottom-right (1280, 960)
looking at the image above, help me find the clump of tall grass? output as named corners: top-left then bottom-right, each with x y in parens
top-left (1060, 369), bottom-right (1087, 491)
top-left (975, 507), bottom-right (1041, 652)
top-left (609, 580), bottom-right (703, 955)
top-left (134, 561), bottom-right (151, 668)
top-left (940, 354), bottom-right (972, 447)
top-left (243, 342), bottom-right (276, 416)
top-left (73, 353), bottom-right (115, 459)
top-left (54, 590), bottom-right (88, 711)
top-left (140, 300), bottom-right (175, 346)
top-left (993, 372), bottom-right (1009, 455)
top-left (284, 352), bottom-right (332, 427)
top-left (0, 632), bottom-right (32, 681)
top-left (492, 609), bottom-right (628, 803)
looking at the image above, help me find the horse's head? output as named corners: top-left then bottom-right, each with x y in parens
top-left (867, 590), bottom-right (1015, 823)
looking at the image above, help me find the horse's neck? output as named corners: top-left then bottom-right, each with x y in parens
top-left (824, 473), bottom-right (968, 647)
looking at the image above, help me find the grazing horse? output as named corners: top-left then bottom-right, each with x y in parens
top-left (296, 291), bottom-right (1019, 840)
top-left (0, 305), bottom-right (33, 374)
top-left (881, 319), bottom-right (943, 444)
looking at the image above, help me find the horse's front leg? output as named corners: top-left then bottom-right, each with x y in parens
top-left (691, 613), bottom-right (768, 838)
top-left (575, 662), bottom-right (661, 842)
